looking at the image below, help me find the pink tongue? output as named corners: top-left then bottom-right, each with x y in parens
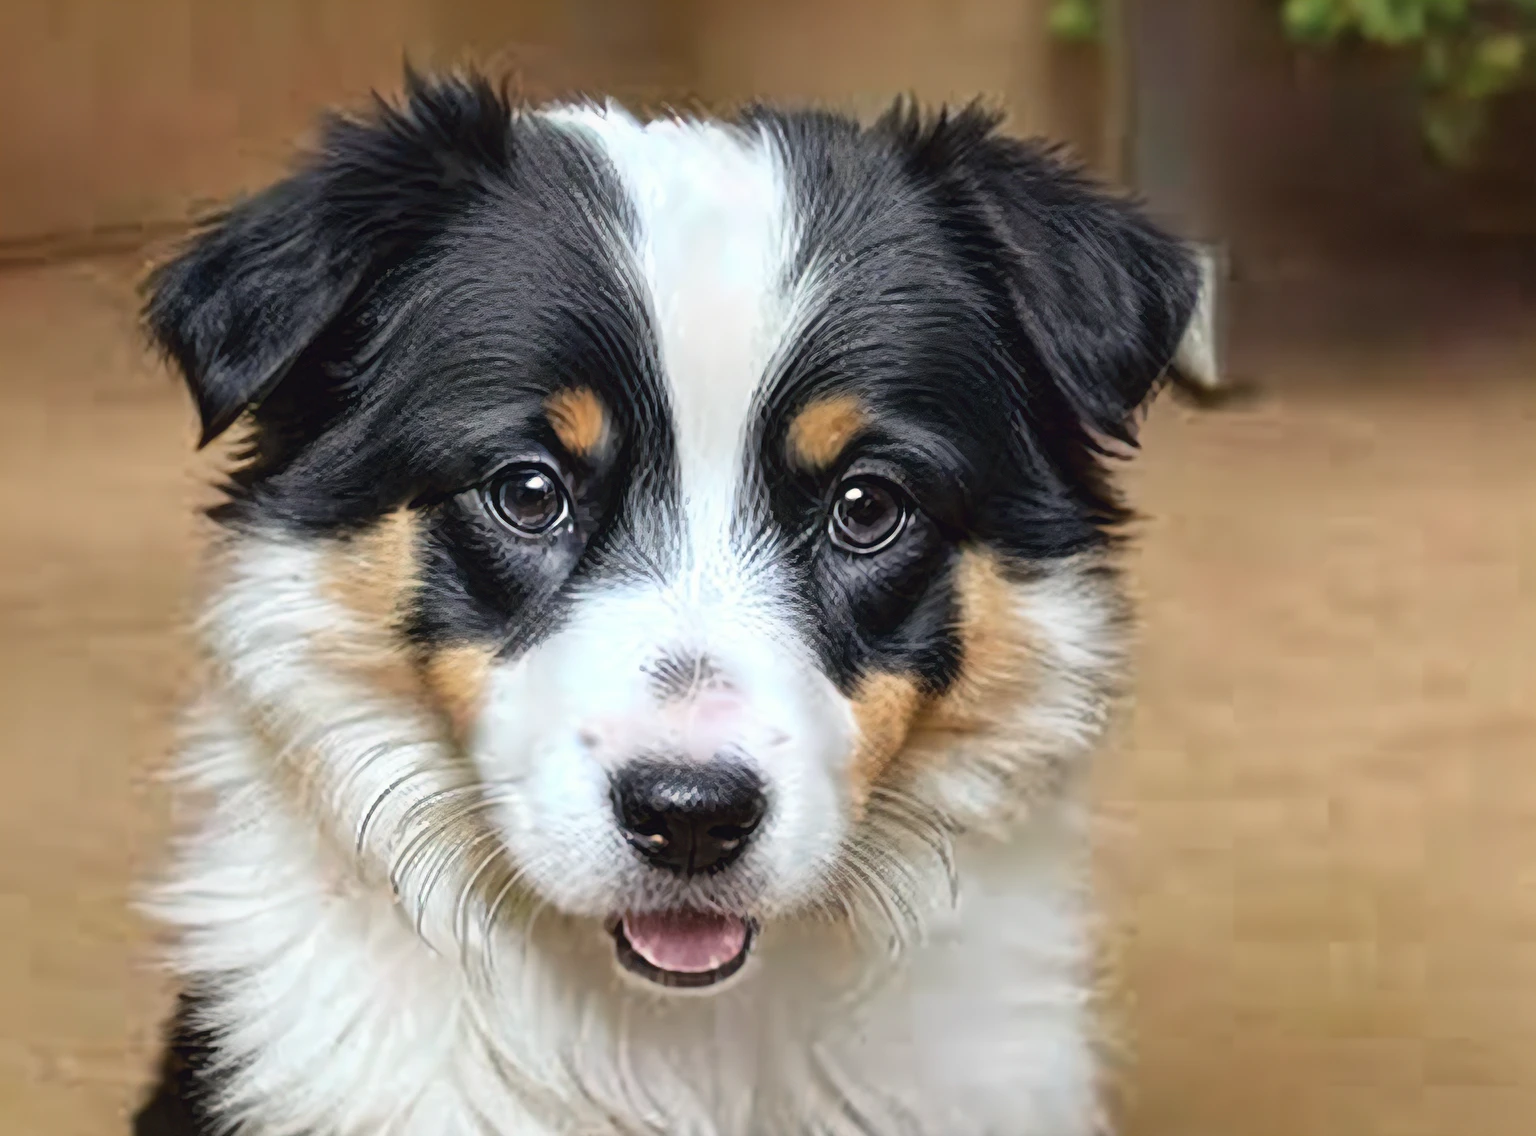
top-left (622, 911), bottom-right (748, 973)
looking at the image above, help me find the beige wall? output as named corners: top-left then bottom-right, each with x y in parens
top-left (690, 0), bottom-right (1108, 166)
top-left (5, 0), bottom-right (1533, 251)
top-left (0, 0), bottom-right (691, 247)
top-left (0, 0), bottom-right (1106, 249)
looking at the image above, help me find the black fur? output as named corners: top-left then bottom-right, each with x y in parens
top-left (143, 70), bottom-right (1194, 709)
top-left (143, 71), bottom-right (1194, 700)
top-left (743, 102), bottom-right (1198, 692)
top-left (131, 994), bottom-right (227, 1136)
top-left (145, 71), bottom-right (678, 663)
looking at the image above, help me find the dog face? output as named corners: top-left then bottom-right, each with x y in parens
top-left (147, 73), bottom-right (1195, 992)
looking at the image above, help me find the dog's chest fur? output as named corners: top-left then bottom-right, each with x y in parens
top-left (147, 742), bottom-right (1098, 1136)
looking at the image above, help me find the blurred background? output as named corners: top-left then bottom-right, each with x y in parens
top-left (1, 2), bottom-right (1532, 1134)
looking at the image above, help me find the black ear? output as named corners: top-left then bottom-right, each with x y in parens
top-left (881, 102), bottom-right (1200, 443)
top-left (143, 177), bottom-right (365, 448)
top-left (143, 67), bottom-right (517, 449)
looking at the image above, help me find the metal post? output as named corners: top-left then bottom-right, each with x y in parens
top-left (1115, 0), bottom-right (1234, 400)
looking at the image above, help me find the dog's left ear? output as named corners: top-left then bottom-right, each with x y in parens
top-left (882, 103), bottom-right (1200, 444)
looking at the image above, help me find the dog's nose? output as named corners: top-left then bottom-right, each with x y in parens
top-left (611, 760), bottom-right (767, 876)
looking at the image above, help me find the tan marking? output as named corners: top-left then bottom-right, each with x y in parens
top-left (847, 671), bottom-right (923, 810)
top-left (922, 550), bottom-right (1036, 734)
top-left (323, 509), bottom-right (420, 629)
top-left (545, 387), bottom-right (610, 457)
top-left (420, 644), bottom-right (495, 742)
top-left (311, 511), bottom-right (425, 721)
top-left (318, 511), bottom-right (499, 742)
top-left (312, 635), bottom-right (425, 708)
top-left (787, 394), bottom-right (866, 470)
top-left (846, 550), bottom-right (1038, 804)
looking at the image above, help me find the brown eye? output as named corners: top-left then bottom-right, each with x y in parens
top-left (486, 464), bottom-right (569, 535)
top-left (828, 477), bottom-right (908, 553)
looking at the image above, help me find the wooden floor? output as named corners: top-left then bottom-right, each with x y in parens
top-left (1, 254), bottom-right (1532, 1136)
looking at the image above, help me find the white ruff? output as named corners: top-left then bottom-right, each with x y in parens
top-left (149, 535), bottom-right (1112, 1135)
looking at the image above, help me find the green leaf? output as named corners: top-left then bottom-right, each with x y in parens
top-left (1478, 32), bottom-right (1527, 76)
top-left (1267, 0), bottom-right (1534, 168)
top-left (1047, 0), bottom-right (1100, 42)
top-left (1420, 35), bottom-right (1454, 86)
top-left (1422, 0), bottom-right (1470, 22)
top-left (1283, 0), bottom-right (1348, 42)
top-left (1422, 96), bottom-right (1486, 165)
top-left (1351, 0), bottom-right (1426, 46)
top-left (1456, 32), bottom-right (1527, 99)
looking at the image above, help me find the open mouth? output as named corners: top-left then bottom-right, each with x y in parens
top-left (611, 910), bottom-right (757, 989)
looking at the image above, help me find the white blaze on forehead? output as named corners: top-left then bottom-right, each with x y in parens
top-left (543, 103), bottom-right (805, 541)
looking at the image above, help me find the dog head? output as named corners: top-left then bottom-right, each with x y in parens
top-left (147, 72), bottom-right (1196, 992)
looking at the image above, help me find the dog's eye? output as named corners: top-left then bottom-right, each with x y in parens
top-left (485, 464), bottom-right (570, 536)
top-left (828, 476), bottom-right (908, 554)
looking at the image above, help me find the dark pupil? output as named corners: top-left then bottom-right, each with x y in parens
top-left (502, 471), bottom-right (560, 529)
top-left (837, 483), bottom-right (896, 545)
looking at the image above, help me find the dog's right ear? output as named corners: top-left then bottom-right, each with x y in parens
top-left (144, 68), bottom-right (520, 449)
top-left (143, 174), bottom-right (366, 449)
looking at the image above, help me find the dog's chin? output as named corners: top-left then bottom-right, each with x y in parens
top-left (607, 911), bottom-right (758, 992)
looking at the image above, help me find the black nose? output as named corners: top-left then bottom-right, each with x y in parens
top-left (611, 760), bottom-right (767, 876)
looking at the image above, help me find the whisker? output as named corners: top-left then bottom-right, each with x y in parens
top-left (356, 767), bottom-right (439, 854)
top-left (415, 825), bottom-right (504, 938)
top-left (456, 845), bottom-right (512, 967)
top-left (397, 782), bottom-right (488, 835)
top-left (387, 797), bottom-right (502, 902)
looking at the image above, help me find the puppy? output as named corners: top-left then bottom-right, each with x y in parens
top-left (133, 70), bottom-right (1197, 1136)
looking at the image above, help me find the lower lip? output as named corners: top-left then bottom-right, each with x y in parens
top-left (610, 918), bottom-right (758, 990)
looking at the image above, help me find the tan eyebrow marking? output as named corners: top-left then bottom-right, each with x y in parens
top-left (786, 393), bottom-right (866, 471)
top-left (544, 387), bottom-right (610, 457)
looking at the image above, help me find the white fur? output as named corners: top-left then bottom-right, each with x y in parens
top-left (544, 103), bottom-right (811, 523)
top-left (472, 578), bottom-right (857, 925)
top-left (153, 535), bottom-right (1113, 1135)
top-left (495, 107), bottom-right (857, 926)
top-left (149, 111), bottom-right (1124, 1135)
